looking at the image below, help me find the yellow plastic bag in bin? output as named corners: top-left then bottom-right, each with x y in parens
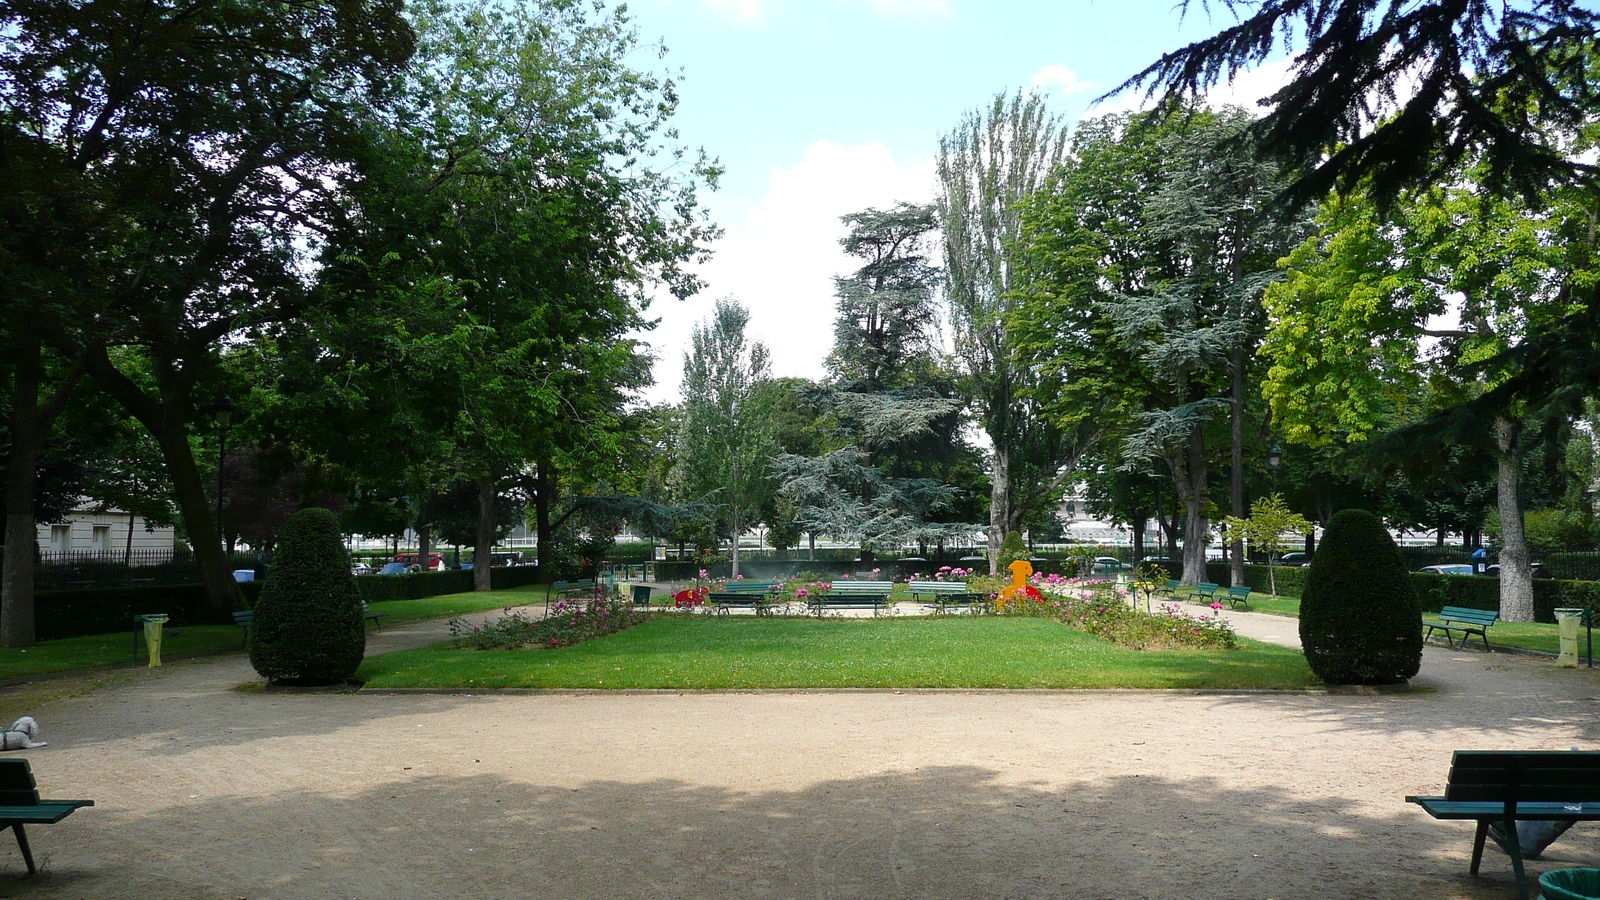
top-left (139, 614), bottom-right (169, 668)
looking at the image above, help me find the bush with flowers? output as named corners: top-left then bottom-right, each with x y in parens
top-left (1046, 582), bottom-right (1236, 650)
top-left (448, 595), bottom-right (644, 650)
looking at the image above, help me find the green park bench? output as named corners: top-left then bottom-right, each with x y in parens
top-left (907, 580), bottom-right (984, 614)
top-left (1224, 585), bottom-right (1252, 610)
top-left (1407, 750), bottom-right (1600, 900)
top-left (1152, 580), bottom-right (1181, 599)
top-left (0, 759), bottom-right (93, 876)
top-left (709, 581), bottom-right (784, 616)
top-left (232, 601), bottom-right (385, 644)
top-left (548, 579), bottom-right (598, 601)
top-left (1424, 606), bottom-right (1500, 651)
top-left (1183, 582), bottom-right (1219, 604)
top-left (809, 581), bottom-right (894, 617)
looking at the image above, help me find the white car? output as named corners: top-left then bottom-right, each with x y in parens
top-left (1418, 564), bottom-right (1475, 576)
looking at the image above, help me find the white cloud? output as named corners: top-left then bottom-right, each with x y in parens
top-left (1082, 57), bottom-right (1296, 119)
top-left (638, 140), bottom-right (936, 405)
top-left (1031, 64), bottom-right (1094, 99)
top-left (1203, 57), bottom-right (1296, 111)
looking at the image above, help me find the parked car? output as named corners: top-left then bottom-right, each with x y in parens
top-left (377, 562), bottom-right (416, 576)
top-left (1418, 564), bottom-right (1476, 576)
top-left (1483, 562), bottom-right (1552, 579)
top-left (350, 563), bottom-right (374, 577)
top-left (1277, 552), bottom-right (1311, 567)
top-left (1090, 556), bottom-right (1126, 574)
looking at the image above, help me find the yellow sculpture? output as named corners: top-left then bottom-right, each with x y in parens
top-left (997, 559), bottom-right (1043, 611)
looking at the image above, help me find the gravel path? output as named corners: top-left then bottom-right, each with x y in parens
top-left (2, 602), bottom-right (1598, 899)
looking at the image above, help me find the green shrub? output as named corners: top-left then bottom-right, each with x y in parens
top-left (997, 531), bottom-right (1027, 572)
top-left (1299, 509), bottom-right (1422, 684)
top-left (248, 508), bottom-right (366, 685)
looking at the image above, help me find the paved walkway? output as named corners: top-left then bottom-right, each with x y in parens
top-left (3, 596), bottom-right (1599, 899)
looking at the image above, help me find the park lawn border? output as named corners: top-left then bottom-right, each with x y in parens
top-left (357, 615), bottom-right (1318, 691)
top-left (0, 586), bottom-right (548, 683)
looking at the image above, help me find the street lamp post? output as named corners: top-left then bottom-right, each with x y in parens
top-left (1267, 443), bottom-right (1284, 493)
top-left (209, 396), bottom-right (236, 554)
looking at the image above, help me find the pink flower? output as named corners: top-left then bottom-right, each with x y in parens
top-left (1210, 602), bottom-right (1223, 610)
top-left (796, 589), bottom-right (809, 597)
top-left (872, 568), bottom-right (880, 574)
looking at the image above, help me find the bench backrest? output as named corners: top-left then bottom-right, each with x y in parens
top-left (1194, 582), bottom-right (1219, 593)
top-left (1439, 606), bottom-right (1499, 626)
top-left (907, 581), bottom-right (968, 594)
top-left (825, 581), bottom-right (893, 596)
top-left (721, 582), bottom-right (781, 594)
top-left (1443, 750), bottom-right (1600, 804)
top-left (1227, 586), bottom-right (1251, 598)
top-left (0, 760), bottom-right (39, 806)
top-left (233, 610), bottom-right (254, 627)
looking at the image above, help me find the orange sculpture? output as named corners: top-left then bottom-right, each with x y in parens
top-left (997, 559), bottom-right (1043, 611)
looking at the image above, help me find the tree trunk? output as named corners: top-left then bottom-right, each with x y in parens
top-left (988, 445), bottom-right (1009, 575)
top-left (730, 502), bottom-right (742, 579)
top-left (125, 510), bottom-right (136, 566)
top-left (473, 479), bottom-right (494, 592)
top-left (1131, 515), bottom-right (1146, 566)
top-left (80, 347), bottom-right (238, 613)
top-left (534, 463), bottom-right (552, 574)
top-left (1174, 426), bottom-right (1210, 586)
top-left (1229, 345), bottom-right (1246, 586)
top-left (1494, 415), bottom-right (1534, 622)
top-left (1, 342), bottom-right (45, 648)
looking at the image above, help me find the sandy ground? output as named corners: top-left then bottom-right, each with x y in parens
top-left (0, 602), bottom-right (1598, 899)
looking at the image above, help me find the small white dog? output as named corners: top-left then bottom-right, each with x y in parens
top-left (0, 717), bottom-right (45, 750)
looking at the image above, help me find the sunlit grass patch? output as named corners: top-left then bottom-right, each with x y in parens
top-left (358, 615), bottom-right (1316, 690)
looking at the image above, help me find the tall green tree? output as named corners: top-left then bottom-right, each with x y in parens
top-left (1, 0), bottom-right (415, 632)
top-left (1261, 177), bottom-right (1599, 620)
top-left (937, 90), bottom-right (1099, 572)
top-left (674, 299), bottom-right (775, 578)
top-left (264, 0), bottom-right (718, 589)
top-left (1014, 108), bottom-right (1306, 585)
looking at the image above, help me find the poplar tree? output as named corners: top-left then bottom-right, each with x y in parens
top-left (675, 299), bottom-right (775, 578)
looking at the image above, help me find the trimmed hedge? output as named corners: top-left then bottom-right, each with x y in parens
top-left (1299, 509), bottom-right (1423, 685)
top-left (353, 569), bottom-right (473, 602)
top-left (490, 565), bottom-right (544, 590)
top-left (33, 583), bottom-right (219, 641)
top-left (248, 509), bottom-right (365, 685)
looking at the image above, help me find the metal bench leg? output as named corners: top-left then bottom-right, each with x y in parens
top-left (1470, 819), bottom-right (1489, 875)
top-left (10, 822), bottom-right (35, 875)
top-left (1503, 815), bottom-right (1531, 900)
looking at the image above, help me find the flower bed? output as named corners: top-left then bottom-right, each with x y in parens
top-left (448, 595), bottom-right (644, 650)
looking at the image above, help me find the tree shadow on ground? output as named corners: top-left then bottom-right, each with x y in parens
top-left (9, 765), bottom-right (1581, 899)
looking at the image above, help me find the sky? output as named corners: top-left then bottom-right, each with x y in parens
top-left (621, 0), bottom-right (1294, 404)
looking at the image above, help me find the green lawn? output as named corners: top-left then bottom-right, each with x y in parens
top-left (0, 588), bottom-right (545, 682)
top-left (357, 615), bottom-right (1317, 690)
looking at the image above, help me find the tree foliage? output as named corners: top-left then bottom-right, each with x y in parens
top-left (1115, 0), bottom-right (1600, 211)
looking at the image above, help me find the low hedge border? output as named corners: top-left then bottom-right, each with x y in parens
top-left (34, 565), bottom-right (543, 641)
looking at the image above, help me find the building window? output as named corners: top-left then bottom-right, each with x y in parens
top-left (92, 525), bottom-right (111, 554)
top-left (50, 525), bottom-right (71, 554)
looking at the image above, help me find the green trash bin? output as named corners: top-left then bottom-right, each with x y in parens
top-left (1542, 868), bottom-right (1600, 900)
top-left (632, 584), bottom-right (652, 606)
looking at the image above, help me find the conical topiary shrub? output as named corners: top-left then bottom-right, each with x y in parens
top-left (1299, 508), bottom-right (1423, 684)
top-left (248, 507), bottom-right (365, 685)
